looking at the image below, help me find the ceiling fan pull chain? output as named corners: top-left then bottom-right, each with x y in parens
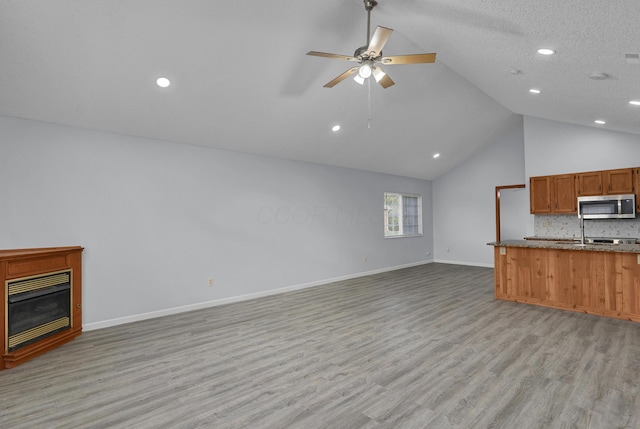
top-left (368, 77), bottom-right (372, 128)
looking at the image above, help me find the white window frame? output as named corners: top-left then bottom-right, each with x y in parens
top-left (384, 192), bottom-right (423, 238)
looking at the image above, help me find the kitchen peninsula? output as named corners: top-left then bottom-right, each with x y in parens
top-left (489, 239), bottom-right (640, 322)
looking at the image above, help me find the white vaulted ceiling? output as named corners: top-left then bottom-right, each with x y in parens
top-left (1, 1), bottom-right (639, 180)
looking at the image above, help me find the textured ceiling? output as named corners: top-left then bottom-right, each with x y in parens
top-left (1, 0), bottom-right (639, 181)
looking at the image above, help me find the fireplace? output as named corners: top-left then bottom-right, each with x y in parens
top-left (7, 271), bottom-right (72, 352)
top-left (1, 247), bottom-right (83, 369)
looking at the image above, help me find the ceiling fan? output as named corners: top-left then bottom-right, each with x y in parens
top-left (307, 0), bottom-right (436, 89)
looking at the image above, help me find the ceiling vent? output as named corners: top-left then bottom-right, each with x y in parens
top-left (625, 54), bottom-right (640, 64)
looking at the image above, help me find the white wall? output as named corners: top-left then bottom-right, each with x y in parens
top-left (500, 188), bottom-right (529, 240)
top-left (432, 114), bottom-right (525, 267)
top-left (524, 116), bottom-right (640, 177)
top-left (0, 116), bottom-right (433, 328)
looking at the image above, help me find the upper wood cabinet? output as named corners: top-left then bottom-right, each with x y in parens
top-left (604, 168), bottom-right (634, 194)
top-left (530, 174), bottom-right (577, 214)
top-left (576, 171), bottom-right (603, 196)
top-left (553, 174), bottom-right (577, 213)
top-left (530, 176), bottom-right (552, 214)
top-left (530, 166), bottom-right (639, 215)
top-left (635, 168), bottom-right (640, 212)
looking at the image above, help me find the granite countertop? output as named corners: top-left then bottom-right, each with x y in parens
top-left (487, 239), bottom-right (640, 254)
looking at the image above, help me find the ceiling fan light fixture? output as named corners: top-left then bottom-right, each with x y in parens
top-left (372, 67), bottom-right (386, 82)
top-left (358, 63), bottom-right (373, 79)
top-left (353, 74), bottom-right (365, 85)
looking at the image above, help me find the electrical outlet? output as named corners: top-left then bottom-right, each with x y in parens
top-left (208, 277), bottom-right (214, 286)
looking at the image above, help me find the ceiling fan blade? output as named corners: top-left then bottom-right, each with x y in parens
top-left (381, 53), bottom-right (436, 65)
top-left (366, 26), bottom-right (393, 57)
top-left (378, 73), bottom-right (395, 89)
top-left (323, 67), bottom-right (359, 88)
top-left (307, 51), bottom-right (358, 62)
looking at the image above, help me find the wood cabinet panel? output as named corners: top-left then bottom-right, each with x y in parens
top-left (620, 253), bottom-right (640, 314)
top-left (576, 171), bottom-right (603, 196)
top-left (635, 168), bottom-right (640, 212)
top-left (494, 247), bottom-right (508, 297)
top-left (530, 176), bottom-right (552, 214)
top-left (494, 246), bottom-right (640, 322)
top-left (604, 168), bottom-right (634, 194)
top-left (553, 174), bottom-right (577, 213)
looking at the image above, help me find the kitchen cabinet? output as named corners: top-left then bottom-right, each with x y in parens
top-left (636, 168), bottom-right (640, 212)
top-left (604, 168), bottom-right (634, 194)
top-left (492, 243), bottom-right (640, 322)
top-left (529, 174), bottom-right (576, 214)
top-left (553, 174), bottom-right (576, 213)
top-left (576, 171), bottom-right (603, 196)
top-left (530, 167), bottom-right (639, 215)
top-left (529, 176), bottom-right (552, 214)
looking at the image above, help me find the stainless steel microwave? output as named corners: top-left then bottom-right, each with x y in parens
top-left (578, 194), bottom-right (636, 219)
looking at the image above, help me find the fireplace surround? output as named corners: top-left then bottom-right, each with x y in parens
top-left (1, 247), bottom-right (83, 369)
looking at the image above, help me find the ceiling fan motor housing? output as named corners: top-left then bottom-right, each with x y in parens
top-left (354, 46), bottom-right (382, 60)
top-left (364, 0), bottom-right (377, 11)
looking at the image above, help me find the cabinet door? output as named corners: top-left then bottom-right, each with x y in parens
top-left (530, 176), bottom-right (552, 214)
top-left (554, 174), bottom-right (577, 213)
top-left (604, 168), bottom-right (634, 194)
top-left (633, 168), bottom-right (640, 213)
top-left (576, 171), bottom-right (603, 196)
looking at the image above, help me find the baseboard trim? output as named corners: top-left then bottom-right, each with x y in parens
top-left (433, 259), bottom-right (494, 269)
top-left (84, 259), bottom-right (434, 331)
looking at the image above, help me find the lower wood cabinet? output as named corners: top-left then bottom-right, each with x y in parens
top-left (494, 246), bottom-right (640, 321)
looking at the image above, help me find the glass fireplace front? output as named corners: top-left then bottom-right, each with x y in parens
top-left (6, 271), bottom-right (72, 352)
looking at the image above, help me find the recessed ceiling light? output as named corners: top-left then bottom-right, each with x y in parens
top-left (433, 153), bottom-right (440, 159)
top-left (156, 77), bottom-right (171, 88)
top-left (594, 120), bottom-right (606, 125)
top-left (508, 68), bottom-right (522, 75)
top-left (331, 125), bottom-right (341, 132)
top-left (537, 48), bottom-right (556, 55)
top-left (629, 100), bottom-right (640, 106)
top-left (529, 88), bottom-right (541, 94)
top-left (588, 72), bottom-right (611, 80)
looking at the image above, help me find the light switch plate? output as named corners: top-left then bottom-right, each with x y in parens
top-left (500, 247), bottom-right (506, 255)
top-left (637, 254), bottom-right (640, 265)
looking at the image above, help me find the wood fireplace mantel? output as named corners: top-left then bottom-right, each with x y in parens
top-left (1, 246), bottom-right (83, 369)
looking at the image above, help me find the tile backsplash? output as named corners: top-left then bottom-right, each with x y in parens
top-left (534, 215), bottom-right (640, 239)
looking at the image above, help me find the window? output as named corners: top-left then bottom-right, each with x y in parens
top-left (384, 192), bottom-right (422, 237)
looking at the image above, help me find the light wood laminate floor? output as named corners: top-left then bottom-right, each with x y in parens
top-left (1, 263), bottom-right (639, 428)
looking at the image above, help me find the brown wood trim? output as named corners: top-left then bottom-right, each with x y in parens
top-left (495, 184), bottom-right (526, 242)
